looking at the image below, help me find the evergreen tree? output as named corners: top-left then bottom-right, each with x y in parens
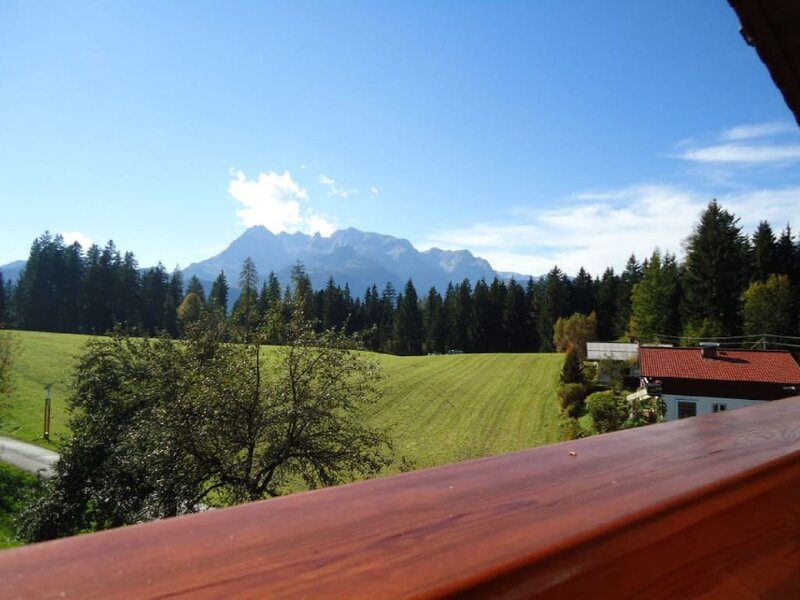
top-left (377, 282), bottom-right (397, 352)
top-left (535, 267), bottom-right (570, 352)
top-left (60, 242), bottom-right (85, 333)
top-left (775, 225), bottom-right (798, 284)
top-left (140, 263), bottom-right (170, 334)
top-left (571, 267), bottom-right (594, 315)
top-left (504, 278), bottom-right (530, 352)
top-left (750, 221), bottom-right (777, 282)
top-left (487, 277), bottom-right (507, 351)
top-left (627, 250), bottom-right (681, 341)
top-left (15, 232), bottom-right (60, 331)
top-left (681, 200), bottom-right (749, 336)
top-left (615, 255), bottom-right (642, 339)
top-left (169, 267), bottom-right (184, 307)
top-left (446, 279), bottom-right (472, 351)
top-left (232, 257), bottom-right (259, 331)
top-left (470, 278), bottom-right (492, 352)
top-left (594, 267), bottom-right (619, 341)
top-left (208, 270), bottom-right (229, 316)
top-left (289, 262), bottom-right (314, 320)
top-left (525, 277), bottom-right (540, 351)
top-left (393, 280), bottom-right (422, 355)
top-left (421, 286), bottom-right (445, 353)
top-left (560, 348), bottom-right (584, 384)
top-left (186, 276), bottom-right (206, 304)
top-left (255, 271), bottom-right (281, 325)
top-left (321, 277), bottom-right (347, 331)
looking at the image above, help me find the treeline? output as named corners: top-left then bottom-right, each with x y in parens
top-left (2, 200), bottom-right (799, 353)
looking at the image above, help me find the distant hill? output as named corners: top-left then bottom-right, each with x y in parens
top-left (182, 226), bottom-right (513, 295)
top-left (0, 260), bottom-right (25, 284)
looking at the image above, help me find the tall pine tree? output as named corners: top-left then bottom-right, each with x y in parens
top-left (681, 200), bottom-right (749, 337)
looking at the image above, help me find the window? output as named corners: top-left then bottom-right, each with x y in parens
top-left (677, 401), bottom-right (696, 419)
top-left (712, 403), bottom-right (727, 413)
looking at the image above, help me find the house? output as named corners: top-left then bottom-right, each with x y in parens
top-left (586, 342), bottom-right (639, 362)
top-left (587, 342), bottom-right (641, 386)
top-left (636, 344), bottom-right (800, 421)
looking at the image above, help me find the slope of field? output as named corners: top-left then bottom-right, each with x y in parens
top-left (0, 331), bottom-right (87, 448)
top-left (1, 332), bottom-right (564, 469)
top-left (370, 353), bottom-right (564, 469)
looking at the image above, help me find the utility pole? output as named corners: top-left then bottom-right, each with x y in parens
top-left (43, 384), bottom-right (52, 441)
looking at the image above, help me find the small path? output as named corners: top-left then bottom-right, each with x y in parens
top-left (0, 437), bottom-right (58, 478)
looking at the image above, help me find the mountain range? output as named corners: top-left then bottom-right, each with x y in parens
top-left (183, 226), bottom-right (528, 294)
top-left (1, 226), bottom-right (532, 295)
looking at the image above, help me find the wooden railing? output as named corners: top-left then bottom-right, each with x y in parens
top-left (1, 397), bottom-right (799, 598)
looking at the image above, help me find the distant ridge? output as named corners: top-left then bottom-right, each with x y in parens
top-left (182, 226), bottom-right (511, 294)
top-left (0, 260), bottom-right (25, 283)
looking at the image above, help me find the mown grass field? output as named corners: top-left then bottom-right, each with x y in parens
top-left (371, 352), bottom-right (564, 469)
top-left (1, 331), bottom-right (564, 469)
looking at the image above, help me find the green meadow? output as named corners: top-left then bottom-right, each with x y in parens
top-left (1, 331), bottom-right (564, 469)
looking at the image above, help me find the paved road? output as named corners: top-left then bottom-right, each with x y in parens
top-left (0, 437), bottom-right (58, 478)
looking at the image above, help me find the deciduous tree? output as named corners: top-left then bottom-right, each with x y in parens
top-left (741, 274), bottom-right (795, 336)
top-left (18, 307), bottom-right (391, 542)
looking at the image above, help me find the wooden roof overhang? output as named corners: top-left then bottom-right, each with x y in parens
top-left (729, 0), bottom-right (800, 125)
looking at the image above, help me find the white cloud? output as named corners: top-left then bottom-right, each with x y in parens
top-left (420, 185), bottom-right (800, 277)
top-left (674, 121), bottom-right (800, 165)
top-left (319, 173), bottom-right (357, 198)
top-left (721, 121), bottom-right (794, 141)
top-left (229, 169), bottom-right (336, 235)
top-left (371, 186), bottom-right (380, 197)
top-left (677, 143), bottom-right (800, 164)
top-left (306, 213), bottom-right (337, 236)
top-left (61, 231), bottom-right (93, 248)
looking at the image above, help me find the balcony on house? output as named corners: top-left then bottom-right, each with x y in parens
top-left (0, 395), bottom-right (798, 598)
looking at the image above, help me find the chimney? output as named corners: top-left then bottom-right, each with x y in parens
top-left (700, 341), bottom-right (719, 359)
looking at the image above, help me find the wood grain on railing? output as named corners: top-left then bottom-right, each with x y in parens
top-left (1, 396), bottom-right (799, 599)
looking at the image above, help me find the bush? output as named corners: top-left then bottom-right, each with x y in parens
top-left (585, 390), bottom-right (629, 433)
top-left (629, 394), bottom-right (666, 427)
top-left (558, 383), bottom-right (587, 418)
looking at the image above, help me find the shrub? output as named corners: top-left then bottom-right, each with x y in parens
top-left (629, 394), bottom-right (666, 427)
top-left (558, 383), bottom-right (587, 418)
top-left (585, 390), bottom-right (629, 433)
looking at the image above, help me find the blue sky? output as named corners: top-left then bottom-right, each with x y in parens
top-left (1, 1), bottom-right (799, 276)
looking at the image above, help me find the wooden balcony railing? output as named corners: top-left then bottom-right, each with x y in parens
top-left (1, 396), bottom-right (798, 598)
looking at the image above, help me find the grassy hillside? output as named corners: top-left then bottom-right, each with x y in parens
top-left (372, 352), bottom-right (564, 469)
top-left (1, 331), bottom-right (564, 468)
top-left (1, 331), bottom-right (88, 448)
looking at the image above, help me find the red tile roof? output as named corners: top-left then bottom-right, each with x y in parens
top-left (639, 347), bottom-right (800, 384)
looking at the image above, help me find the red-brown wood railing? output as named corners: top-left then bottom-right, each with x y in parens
top-left (1, 396), bottom-right (798, 598)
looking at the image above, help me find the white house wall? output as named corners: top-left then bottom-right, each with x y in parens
top-left (663, 394), bottom-right (766, 421)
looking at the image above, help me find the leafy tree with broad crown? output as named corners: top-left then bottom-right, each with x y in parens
top-left (17, 303), bottom-right (392, 542)
top-left (741, 274), bottom-right (795, 336)
top-left (553, 312), bottom-right (598, 360)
